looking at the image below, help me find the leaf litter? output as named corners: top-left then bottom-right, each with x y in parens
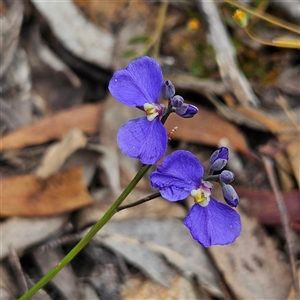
top-left (1, 0), bottom-right (299, 299)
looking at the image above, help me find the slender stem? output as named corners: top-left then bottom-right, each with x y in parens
top-left (161, 101), bottom-right (173, 125)
top-left (117, 191), bottom-right (161, 212)
top-left (224, 0), bottom-right (300, 34)
top-left (152, 0), bottom-right (169, 59)
top-left (133, 0), bottom-right (169, 59)
top-left (262, 156), bottom-right (300, 297)
top-left (19, 164), bottom-right (151, 300)
top-left (203, 174), bottom-right (219, 181)
top-left (244, 27), bottom-right (300, 49)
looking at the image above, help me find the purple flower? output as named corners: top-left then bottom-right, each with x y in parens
top-left (175, 103), bottom-right (198, 118)
top-left (150, 150), bottom-right (241, 247)
top-left (162, 80), bottom-right (175, 98)
top-left (108, 56), bottom-right (168, 165)
top-left (222, 184), bottom-right (239, 207)
top-left (219, 170), bottom-right (235, 184)
top-left (210, 147), bottom-right (229, 171)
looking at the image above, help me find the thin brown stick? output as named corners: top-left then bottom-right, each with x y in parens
top-left (262, 155), bottom-right (300, 297)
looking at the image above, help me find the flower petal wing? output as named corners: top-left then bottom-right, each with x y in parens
top-left (150, 150), bottom-right (203, 201)
top-left (108, 56), bottom-right (163, 107)
top-left (117, 117), bottom-right (167, 165)
top-left (184, 200), bottom-right (241, 247)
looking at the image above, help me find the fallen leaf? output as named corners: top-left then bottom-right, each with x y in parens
top-left (209, 206), bottom-right (293, 299)
top-left (92, 218), bottom-right (223, 297)
top-left (32, 247), bottom-right (80, 299)
top-left (121, 274), bottom-right (202, 300)
top-left (0, 103), bottom-right (104, 151)
top-left (31, 0), bottom-right (115, 69)
top-left (0, 215), bottom-right (69, 259)
top-left (236, 186), bottom-right (300, 225)
top-left (1, 166), bottom-right (92, 217)
top-left (164, 101), bottom-right (253, 158)
top-left (236, 105), bottom-right (300, 187)
top-left (183, 184), bottom-right (294, 299)
top-left (35, 128), bottom-right (87, 179)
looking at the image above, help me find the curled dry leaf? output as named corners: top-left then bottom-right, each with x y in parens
top-left (0, 103), bottom-right (104, 151)
top-left (34, 128), bottom-right (87, 179)
top-left (1, 166), bottom-right (92, 217)
top-left (31, 0), bottom-right (115, 69)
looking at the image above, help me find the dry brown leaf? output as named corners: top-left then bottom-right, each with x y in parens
top-left (1, 166), bottom-right (92, 217)
top-left (236, 186), bottom-right (300, 225)
top-left (0, 103), bottom-right (103, 151)
top-left (35, 128), bottom-right (87, 179)
top-left (164, 102), bottom-right (253, 158)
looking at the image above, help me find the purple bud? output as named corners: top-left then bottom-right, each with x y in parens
top-left (222, 185), bottom-right (239, 207)
top-left (210, 147), bottom-right (228, 171)
top-left (171, 95), bottom-right (184, 108)
top-left (219, 170), bottom-right (235, 184)
top-left (175, 103), bottom-right (198, 118)
top-left (162, 80), bottom-right (175, 98)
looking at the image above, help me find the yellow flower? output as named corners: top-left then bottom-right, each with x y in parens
top-left (187, 18), bottom-right (200, 31)
top-left (233, 9), bottom-right (248, 28)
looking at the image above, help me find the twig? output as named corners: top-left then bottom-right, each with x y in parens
top-left (275, 94), bottom-right (300, 132)
top-left (262, 155), bottom-right (300, 297)
top-left (117, 192), bottom-right (161, 212)
top-left (244, 27), bottom-right (300, 49)
top-left (196, 0), bottom-right (259, 107)
top-left (134, 0), bottom-right (169, 59)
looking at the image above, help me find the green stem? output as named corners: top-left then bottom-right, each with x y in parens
top-left (19, 164), bottom-right (151, 300)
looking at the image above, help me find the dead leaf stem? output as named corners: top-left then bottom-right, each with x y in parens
top-left (262, 155), bottom-right (300, 297)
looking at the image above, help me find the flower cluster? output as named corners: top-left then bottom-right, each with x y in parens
top-left (109, 56), bottom-right (241, 248)
top-left (150, 150), bottom-right (241, 247)
top-left (108, 56), bottom-right (197, 165)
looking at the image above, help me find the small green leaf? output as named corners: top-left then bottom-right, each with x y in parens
top-left (128, 35), bottom-right (151, 45)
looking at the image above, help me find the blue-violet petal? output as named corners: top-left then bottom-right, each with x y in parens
top-left (108, 56), bottom-right (163, 107)
top-left (117, 116), bottom-right (167, 165)
top-left (184, 199), bottom-right (241, 247)
top-left (150, 150), bottom-right (203, 201)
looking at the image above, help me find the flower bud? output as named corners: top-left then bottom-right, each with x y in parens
top-left (171, 95), bottom-right (184, 107)
top-left (219, 170), bottom-right (235, 184)
top-left (233, 9), bottom-right (248, 28)
top-left (210, 147), bottom-right (228, 171)
top-left (175, 103), bottom-right (198, 118)
top-left (162, 80), bottom-right (175, 98)
top-left (222, 185), bottom-right (239, 207)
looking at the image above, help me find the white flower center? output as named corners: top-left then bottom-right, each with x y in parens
top-left (144, 103), bottom-right (160, 121)
top-left (191, 181), bottom-right (213, 207)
